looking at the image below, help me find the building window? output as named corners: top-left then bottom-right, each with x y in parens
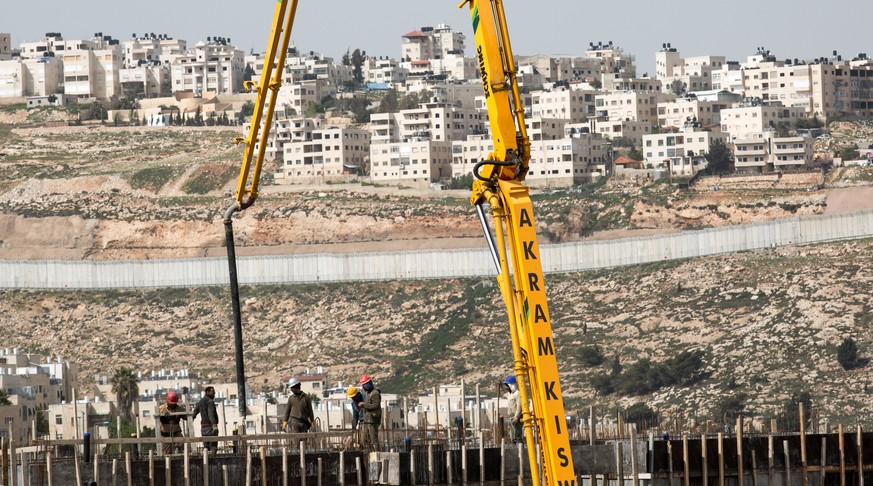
top-left (55, 415), bottom-right (63, 425)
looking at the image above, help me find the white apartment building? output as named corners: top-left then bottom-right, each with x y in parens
top-left (530, 87), bottom-right (598, 123)
top-left (47, 398), bottom-right (117, 442)
top-left (401, 24), bottom-right (465, 62)
top-left (370, 102), bottom-right (484, 146)
top-left (596, 91), bottom-right (676, 125)
top-left (451, 134), bottom-right (493, 179)
top-left (370, 140), bottom-right (453, 186)
top-left (0, 349), bottom-right (78, 443)
top-left (734, 134), bottom-right (813, 174)
top-left (720, 102), bottom-right (806, 140)
top-left (642, 128), bottom-right (729, 175)
top-left (121, 35), bottom-right (186, 68)
top-left (427, 54), bottom-right (478, 81)
top-left (528, 131), bottom-right (611, 185)
top-left (658, 96), bottom-right (731, 129)
top-left (517, 55), bottom-right (603, 83)
top-left (18, 33), bottom-right (123, 101)
top-left (736, 57), bottom-right (873, 121)
top-left (0, 56), bottom-right (62, 98)
top-left (602, 76), bottom-right (662, 93)
top-left (587, 118), bottom-right (652, 148)
top-left (119, 63), bottom-right (167, 99)
top-left (118, 35), bottom-right (186, 99)
top-left (274, 78), bottom-right (336, 116)
top-left (19, 32), bottom-right (80, 59)
top-left (279, 124), bottom-right (369, 182)
top-left (425, 82), bottom-right (482, 110)
top-left (450, 116), bottom-right (566, 178)
top-left (283, 50), bottom-right (352, 86)
top-left (171, 39), bottom-right (244, 96)
top-left (363, 57), bottom-right (409, 85)
top-left (585, 42), bottom-right (637, 80)
top-left (0, 33), bottom-right (11, 60)
top-left (655, 45), bottom-right (726, 94)
top-left (711, 62), bottom-right (745, 93)
top-left (451, 125), bottom-right (608, 186)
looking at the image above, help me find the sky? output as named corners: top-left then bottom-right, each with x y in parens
top-left (5, 0), bottom-right (873, 74)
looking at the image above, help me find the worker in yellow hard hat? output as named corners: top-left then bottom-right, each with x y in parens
top-left (347, 385), bottom-right (365, 430)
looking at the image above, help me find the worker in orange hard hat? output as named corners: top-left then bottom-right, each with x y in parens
top-left (356, 374), bottom-right (382, 451)
top-left (159, 391), bottom-right (187, 454)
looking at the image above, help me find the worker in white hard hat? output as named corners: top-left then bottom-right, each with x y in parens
top-left (282, 377), bottom-right (314, 433)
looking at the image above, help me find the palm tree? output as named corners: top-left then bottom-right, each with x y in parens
top-left (0, 389), bottom-right (11, 406)
top-left (111, 367), bottom-right (139, 421)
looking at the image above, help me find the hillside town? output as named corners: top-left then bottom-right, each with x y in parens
top-left (2, 27), bottom-right (872, 191)
top-left (3, 17), bottom-right (873, 483)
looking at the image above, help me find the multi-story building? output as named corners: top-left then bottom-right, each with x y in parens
top-left (171, 38), bottom-right (244, 96)
top-left (18, 33), bottom-right (123, 101)
top-left (527, 131), bottom-right (611, 185)
top-left (602, 76), bottom-right (662, 93)
top-left (720, 102), bottom-right (806, 140)
top-left (517, 55), bottom-right (603, 84)
top-left (119, 62), bottom-right (167, 99)
top-left (585, 42), bottom-right (636, 79)
top-left (596, 91), bottom-right (676, 125)
top-left (0, 57), bottom-right (62, 98)
top-left (370, 139), bottom-right (453, 186)
top-left (121, 34), bottom-right (187, 68)
top-left (275, 78), bottom-right (337, 116)
top-left (279, 124), bottom-right (369, 182)
top-left (588, 118), bottom-right (652, 148)
top-left (735, 55), bottom-right (873, 121)
top-left (281, 50), bottom-right (352, 86)
top-left (118, 34), bottom-right (186, 99)
top-left (363, 57), bottom-right (408, 86)
top-left (657, 96), bottom-right (731, 129)
top-left (655, 44), bottom-right (726, 94)
top-left (734, 133), bottom-right (813, 173)
top-left (47, 397), bottom-right (116, 442)
top-left (370, 101), bottom-right (484, 146)
top-left (0, 349), bottom-right (78, 443)
top-left (530, 86), bottom-right (598, 123)
top-left (642, 128), bottom-right (729, 175)
top-left (451, 121), bottom-right (609, 186)
top-left (401, 24), bottom-right (465, 62)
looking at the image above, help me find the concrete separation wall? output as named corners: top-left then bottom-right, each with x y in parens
top-left (2, 210), bottom-right (872, 290)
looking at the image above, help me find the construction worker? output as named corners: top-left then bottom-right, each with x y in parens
top-left (192, 386), bottom-right (219, 452)
top-left (503, 376), bottom-right (522, 444)
top-left (282, 378), bottom-right (314, 433)
top-left (347, 385), bottom-right (365, 430)
top-left (159, 391), bottom-right (186, 454)
top-left (357, 374), bottom-right (382, 451)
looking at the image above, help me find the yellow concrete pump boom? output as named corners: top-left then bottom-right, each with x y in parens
top-left (230, 0), bottom-right (299, 212)
top-left (223, 0), bottom-right (299, 417)
top-left (460, 1), bottom-right (577, 485)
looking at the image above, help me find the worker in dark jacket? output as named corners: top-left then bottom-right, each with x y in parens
top-left (347, 385), bottom-right (365, 430)
top-left (282, 378), bottom-right (314, 433)
top-left (191, 386), bottom-right (219, 451)
top-left (357, 374), bottom-right (382, 450)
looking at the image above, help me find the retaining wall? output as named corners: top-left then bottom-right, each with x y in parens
top-left (1, 210), bottom-right (871, 290)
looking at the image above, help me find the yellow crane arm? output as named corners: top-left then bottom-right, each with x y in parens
top-left (461, 1), bottom-right (577, 485)
top-left (231, 0), bottom-right (300, 210)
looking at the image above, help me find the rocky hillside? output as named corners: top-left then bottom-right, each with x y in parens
top-left (1, 238), bottom-right (871, 426)
top-left (2, 110), bottom-right (873, 426)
